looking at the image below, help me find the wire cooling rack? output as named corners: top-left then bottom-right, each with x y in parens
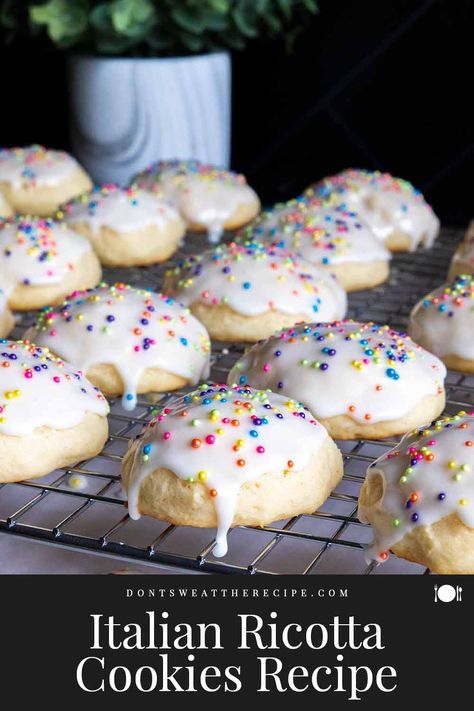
top-left (0, 227), bottom-right (469, 575)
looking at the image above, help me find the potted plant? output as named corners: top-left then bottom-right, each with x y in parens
top-left (1, 0), bottom-right (317, 185)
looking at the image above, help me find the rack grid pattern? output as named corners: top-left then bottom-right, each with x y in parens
top-left (0, 227), bottom-right (469, 575)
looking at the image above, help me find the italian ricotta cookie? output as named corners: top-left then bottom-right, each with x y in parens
top-left (242, 200), bottom-right (391, 291)
top-left (121, 383), bottom-right (343, 557)
top-left (307, 169), bottom-right (439, 252)
top-left (409, 275), bottom-right (474, 373)
top-left (60, 184), bottom-right (186, 266)
top-left (228, 321), bottom-right (446, 440)
top-left (164, 242), bottom-right (347, 342)
top-left (0, 145), bottom-right (92, 216)
top-left (0, 191), bottom-right (13, 219)
top-left (448, 243), bottom-right (474, 279)
top-left (359, 412), bottom-right (474, 573)
top-left (0, 290), bottom-right (14, 338)
top-left (0, 216), bottom-right (102, 310)
top-left (27, 283), bottom-right (211, 411)
top-left (464, 219), bottom-right (474, 244)
top-left (448, 225), bottom-right (474, 278)
top-left (133, 159), bottom-right (260, 243)
top-left (0, 339), bottom-right (109, 484)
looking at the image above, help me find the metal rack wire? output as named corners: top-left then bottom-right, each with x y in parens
top-left (0, 227), bottom-right (468, 575)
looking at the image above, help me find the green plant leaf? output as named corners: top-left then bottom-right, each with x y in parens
top-left (200, 8), bottom-right (229, 31)
top-left (263, 10), bottom-right (282, 33)
top-left (132, 0), bottom-right (155, 23)
top-left (302, 0), bottom-right (318, 13)
top-left (29, 0), bottom-right (88, 44)
top-left (177, 29), bottom-right (205, 52)
top-left (231, 2), bottom-right (258, 38)
top-left (208, 0), bottom-right (230, 12)
top-left (171, 7), bottom-right (205, 35)
top-left (219, 26), bottom-right (246, 50)
top-left (111, 0), bottom-right (156, 36)
top-left (255, 0), bottom-right (270, 14)
top-left (96, 34), bottom-right (137, 54)
top-left (276, 0), bottom-right (293, 19)
top-left (89, 4), bottom-right (113, 32)
top-left (2, 0), bottom-right (319, 55)
top-left (29, 2), bottom-right (54, 24)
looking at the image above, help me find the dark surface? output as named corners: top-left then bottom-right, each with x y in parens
top-left (2, 576), bottom-right (471, 706)
top-left (1, 0), bottom-right (472, 224)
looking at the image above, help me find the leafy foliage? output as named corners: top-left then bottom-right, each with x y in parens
top-left (0, 0), bottom-right (318, 55)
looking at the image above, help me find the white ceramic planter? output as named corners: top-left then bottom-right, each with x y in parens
top-left (68, 52), bottom-right (232, 186)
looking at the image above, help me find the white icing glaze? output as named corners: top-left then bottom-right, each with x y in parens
top-left (62, 184), bottom-right (184, 234)
top-left (0, 145), bottom-right (78, 188)
top-left (0, 289), bottom-right (7, 314)
top-left (358, 412), bottom-right (474, 562)
top-left (244, 201), bottom-right (391, 265)
top-left (409, 275), bottom-right (474, 361)
top-left (134, 159), bottom-right (259, 243)
top-left (228, 321), bottom-right (446, 424)
top-left (0, 339), bottom-right (108, 437)
top-left (166, 242), bottom-right (347, 320)
top-left (123, 383), bottom-right (329, 557)
top-left (0, 216), bottom-right (91, 298)
top-left (28, 284), bottom-right (211, 411)
top-left (307, 169), bottom-right (439, 251)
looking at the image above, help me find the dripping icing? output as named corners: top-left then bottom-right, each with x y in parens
top-left (123, 384), bottom-right (328, 557)
top-left (359, 412), bottom-right (474, 562)
top-left (27, 283), bottom-right (211, 411)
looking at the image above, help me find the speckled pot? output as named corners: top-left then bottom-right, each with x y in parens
top-left (68, 52), bottom-right (231, 185)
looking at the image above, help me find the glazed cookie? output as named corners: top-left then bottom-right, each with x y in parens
top-left (60, 184), bottom-right (186, 266)
top-left (228, 321), bottom-right (446, 440)
top-left (464, 219), bottom-right (474, 243)
top-left (0, 215), bottom-right (102, 310)
top-left (27, 283), bottom-right (211, 410)
top-left (448, 235), bottom-right (474, 279)
top-left (0, 191), bottom-right (13, 220)
top-left (164, 242), bottom-right (347, 342)
top-left (0, 339), bottom-right (109, 483)
top-left (306, 169), bottom-right (439, 252)
top-left (0, 290), bottom-right (14, 338)
top-left (121, 383), bottom-right (343, 557)
top-left (242, 200), bottom-right (391, 291)
top-left (409, 274), bottom-right (474, 373)
top-left (133, 159), bottom-right (260, 243)
top-left (0, 145), bottom-right (92, 216)
top-left (359, 412), bottom-right (474, 573)
top-left (448, 244), bottom-right (474, 279)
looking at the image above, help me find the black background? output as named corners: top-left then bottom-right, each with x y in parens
top-left (2, 575), bottom-right (469, 706)
top-left (0, 0), bottom-right (472, 221)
